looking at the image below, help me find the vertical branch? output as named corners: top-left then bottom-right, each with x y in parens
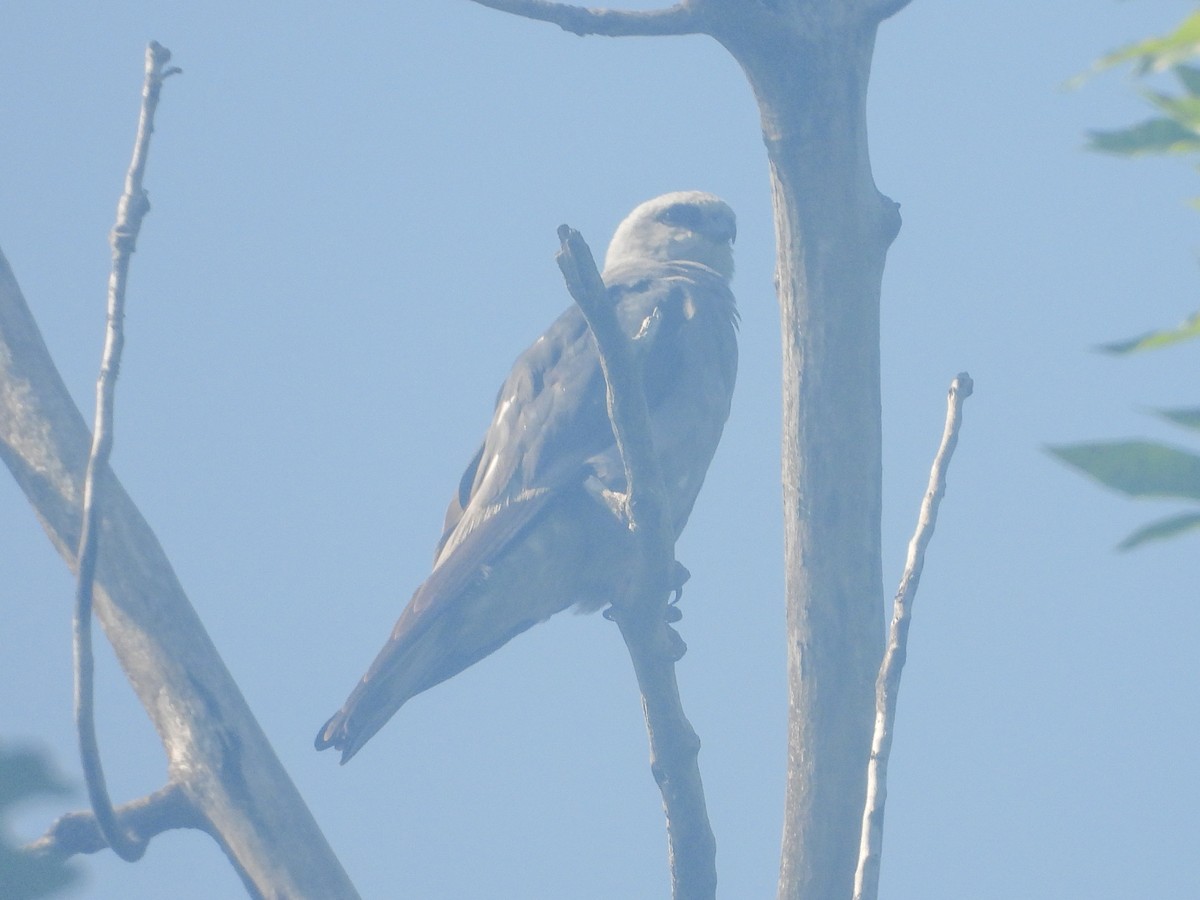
top-left (556, 226), bottom-right (717, 900)
top-left (853, 373), bottom-right (973, 900)
top-left (708, 14), bottom-right (902, 895)
top-left (73, 40), bottom-right (179, 863)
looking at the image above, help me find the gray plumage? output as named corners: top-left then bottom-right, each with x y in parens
top-left (316, 191), bottom-right (739, 763)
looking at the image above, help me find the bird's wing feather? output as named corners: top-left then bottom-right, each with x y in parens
top-left (435, 262), bottom-right (733, 563)
top-left (318, 254), bottom-right (737, 761)
top-left (398, 261), bottom-right (736, 660)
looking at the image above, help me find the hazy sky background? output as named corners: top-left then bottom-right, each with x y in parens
top-left (2, 2), bottom-right (1197, 898)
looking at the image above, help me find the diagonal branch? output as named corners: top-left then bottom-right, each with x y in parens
top-left (555, 225), bottom-right (717, 900)
top-left (0, 239), bottom-right (359, 900)
top-left (468, 0), bottom-right (701, 37)
top-left (853, 372), bottom-right (974, 900)
top-left (0, 53), bottom-right (359, 900)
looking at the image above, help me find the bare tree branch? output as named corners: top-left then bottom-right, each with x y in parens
top-left (72, 38), bottom-right (179, 865)
top-left (555, 225), bottom-right (717, 900)
top-left (468, 0), bottom-right (701, 37)
top-left (0, 242), bottom-right (359, 900)
top-left (23, 783), bottom-right (202, 861)
top-left (852, 372), bottom-right (974, 900)
top-left (0, 58), bottom-right (359, 900)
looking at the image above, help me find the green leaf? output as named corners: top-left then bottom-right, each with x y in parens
top-left (1099, 310), bottom-right (1200, 353)
top-left (1118, 510), bottom-right (1200, 549)
top-left (0, 844), bottom-right (81, 900)
top-left (0, 746), bottom-right (72, 811)
top-left (1155, 406), bottom-right (1200, 430)
top-left (1049, 440), bottom-right (1200, 500)
top-left (1175, 63), bottom-right (1200, 96)
top-left (0, 745), bottom-right (79, 899)
top-left (1141, 87), bottom-right (1200, 127)
top-left (1087, 117), bottom-right (1200, 156)
top-left (1094, 11), bottom-right (1200, 74)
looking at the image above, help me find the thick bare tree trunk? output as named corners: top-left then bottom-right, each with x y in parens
top-left (708, 6), bottom-right (901, 897)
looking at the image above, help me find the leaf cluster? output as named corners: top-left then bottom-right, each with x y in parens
top-left (1085, 12), bottom-right (1200, 159)
top-left (0, 745), bottom-right (80, 899)
top-left (1051, 11), bottom-right (1200, 549)
top-left (1050, 417), bottom-right (1200, 549)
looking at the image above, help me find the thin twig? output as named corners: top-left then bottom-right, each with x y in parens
top-left (73, 40), bottom-right (180, 863)
top-left (852, 372), bottom-right (973, 900)
top-left (469, 0), bottom-right (700, 37)
top-left (555, 225), bottom-right (717, 900)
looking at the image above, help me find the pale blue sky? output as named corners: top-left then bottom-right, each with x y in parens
top-left (2, 2), bottom-right (1198, 898)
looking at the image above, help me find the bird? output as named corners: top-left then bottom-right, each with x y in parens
top-left (316, 191), bottom-right (739, 763)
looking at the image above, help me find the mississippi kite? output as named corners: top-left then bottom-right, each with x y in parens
top-left (316, 191), bottom-right (739, 763)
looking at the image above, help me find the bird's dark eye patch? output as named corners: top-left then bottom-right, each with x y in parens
top-left (658, 203), bottom-right (706, 232)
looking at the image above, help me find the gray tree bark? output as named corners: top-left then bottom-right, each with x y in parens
top-left (0, 249), bottom-right (359, 898)
top-left (707, 8), bottom-right (901, 896)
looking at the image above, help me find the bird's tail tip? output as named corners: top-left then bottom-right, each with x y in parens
top-left (314, 713), bottom-right (361, 765)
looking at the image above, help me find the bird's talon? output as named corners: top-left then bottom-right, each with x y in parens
top-left (670, 561), bottom-right (691, 603)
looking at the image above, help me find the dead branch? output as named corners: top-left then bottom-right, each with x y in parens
top-left (0, 44), bottom-right (358, 898)
top-left (72, 38), bottom-right (178, 865)
top-left (555, 225), bottom-right (717, 900)
top-left (24, 783), bottom-right (202, 860)
top-left (853, 372), bottom-right (974, 900)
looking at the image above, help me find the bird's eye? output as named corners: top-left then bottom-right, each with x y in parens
top-left (659, 204), bottom-right (705, 232)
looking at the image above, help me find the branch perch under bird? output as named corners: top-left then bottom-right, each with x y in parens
top-left (554, 223), bottom-right (717, 900)
top-left (315, 192), bottom-right (738, 899)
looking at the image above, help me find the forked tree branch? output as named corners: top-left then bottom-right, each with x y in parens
top-left (853, 372), bottom-right (973, 900)
top-left (0, 48), bottom-right (358, 898)
top-left (468, 0), bottom-right (701, 37)
top-left (555, 225), bottom-right (717, 900)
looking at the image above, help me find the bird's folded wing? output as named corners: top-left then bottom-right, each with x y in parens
top-left (390, 487), bottom-right (555, 647)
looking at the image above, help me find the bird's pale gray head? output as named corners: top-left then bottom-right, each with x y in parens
top-left (603, 191), bottom-right (737, 280)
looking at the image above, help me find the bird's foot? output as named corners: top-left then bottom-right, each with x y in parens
top-left (668, 561), bottom-right (691, 608)
top-left (602, 561), bottom-right (691, 627)
top-left (665, 625), bottom-right (688, 661)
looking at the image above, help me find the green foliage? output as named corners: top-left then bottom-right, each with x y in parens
top-left (1049, 440), bottom-right (1200, 500)
top-left (1080, 11), bottom-right (1200, 161)
top-left (1078, 13), bottom-right (1200, 354)
top-left (1049, 434), bottom-right (1200, 549)
top-left (1053, 11), bottom-right (1200, 549)
top-left (1092, 11), bottom-right (1200, 75)
top-left (1088, 109), bottom-right (1200, 156)
top-left (1118, 510), bottom-right (1200, 549)
top-left (1155, 405), bottom-right (1200, 429)
top-left (0, 744), bottom-right (80, 899)
top-left (1099, 311), bottom-right (1200, 353)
